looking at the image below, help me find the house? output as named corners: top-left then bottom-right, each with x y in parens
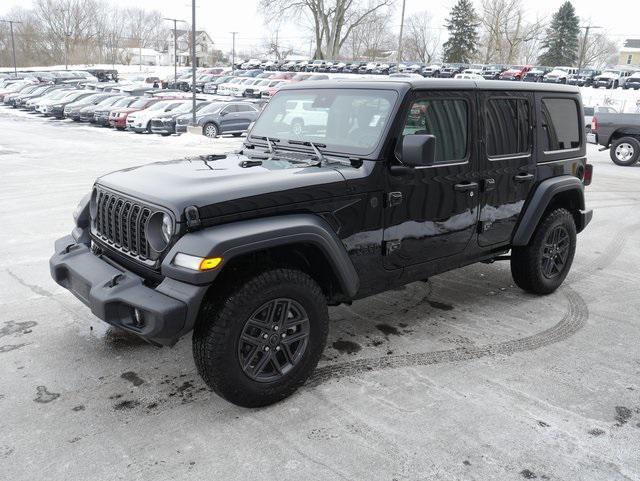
top-left (166, 30), bottom-right (217, 67)
top-left (618, 39), bottom-right (640, 67)
top-left (119, 47), bottom-right (165, 66)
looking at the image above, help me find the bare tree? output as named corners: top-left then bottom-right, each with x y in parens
top-left (259, 0), bottom-right (395, 59)
top-left (263, 25), bottom-right (295, 60)
top-left (402, 11), bottom-right (441, 63)
top-left (479, 0), bottom-right (544, 64)
top-left (579, 32), bottom-right (618, 69)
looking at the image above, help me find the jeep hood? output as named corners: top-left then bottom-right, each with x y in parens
top-left (96, 153), bottom-right (348, 220)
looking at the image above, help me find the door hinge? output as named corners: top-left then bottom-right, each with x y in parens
top-left (482, 178), bottom-right (496, 192)
top-left (383, 240), bottom-right (401, 255)
top-left (385, 191), bottom-right (403, 207)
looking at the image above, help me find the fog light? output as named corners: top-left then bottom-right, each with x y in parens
top-left (133, 308), bottom-right (144, 327)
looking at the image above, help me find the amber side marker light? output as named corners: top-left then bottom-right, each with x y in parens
top-left (173, 253), bottom-right (223, 271)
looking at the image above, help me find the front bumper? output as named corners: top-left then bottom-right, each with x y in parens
top-left (50, 234), bottom-right (207, 346)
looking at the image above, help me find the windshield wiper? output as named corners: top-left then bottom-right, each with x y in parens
top-left (250, 135), bottom-right (280, 154)
top-left (287, 139), bottom-right (356, 167)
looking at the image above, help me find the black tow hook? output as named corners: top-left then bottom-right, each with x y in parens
top-left (107, 274), bottom-right (125, 288)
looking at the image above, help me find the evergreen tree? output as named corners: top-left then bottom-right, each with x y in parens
top-left (537, 1), bottom-right (580, 66)
top-left (442, 0), bottom-right (479, 63)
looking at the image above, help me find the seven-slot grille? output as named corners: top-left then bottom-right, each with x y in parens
top-left (93, 189), bottom-right (152, 260)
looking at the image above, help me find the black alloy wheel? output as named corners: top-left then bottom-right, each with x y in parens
top-left (540, 225), bottom-right (570, 279)
top-left (237, 298), bottom-right (310, 382)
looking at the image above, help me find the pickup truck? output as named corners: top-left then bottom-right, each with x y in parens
top-left (592, 111), bottom-right (640, 165)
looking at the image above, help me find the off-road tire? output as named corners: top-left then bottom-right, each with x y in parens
top-left (193, 268), bottom-right (329, 407)
top-left (610, 137), bottom-right (640, 166)
top-left (511, 208), bottom-right (577, 295)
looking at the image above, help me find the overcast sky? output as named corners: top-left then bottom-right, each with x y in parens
top-left (2, 0), bottom-right (639, 53)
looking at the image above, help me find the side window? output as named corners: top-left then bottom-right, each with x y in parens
top-left (540, 98), bottom-right (580, 151)
top-left (222, 104), bottom-right (237, 114)
top-left (237, 104), bottom-right (256, 112)
top-left (485, 98), bottom-right (531, 157)
top-left (402, 98), bottom-right (468, 163)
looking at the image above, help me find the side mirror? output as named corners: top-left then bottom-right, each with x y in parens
top-left (219, 110), bottom-right (228, 116)
top-left (401, 134), bottom-right (436, 167)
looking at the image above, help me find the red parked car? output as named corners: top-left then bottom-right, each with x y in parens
top-left (499, 65), bottom-right (532, 80)
top-left (109, 97), bottom-right (169, 130)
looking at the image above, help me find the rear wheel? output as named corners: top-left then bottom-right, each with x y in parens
top-left (610, 137), bottom-right (640, 166)
top-left (203, 122), bottom-right (218, 138)
top-left (511, 208), bottom-right (577, 295)
top-left (192, 268), bottom-right (329, 407)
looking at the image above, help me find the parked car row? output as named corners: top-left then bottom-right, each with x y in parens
top-left (228, 59), bottom-right (640, 88)
top-left (0, 77), bottom-right (264, 138)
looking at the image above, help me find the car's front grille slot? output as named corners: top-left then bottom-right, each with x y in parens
top-left (94, 189), bottom-right (152, 261)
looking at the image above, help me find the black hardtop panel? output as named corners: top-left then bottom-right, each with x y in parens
top-left (279, 78), bottom-right (580, 94)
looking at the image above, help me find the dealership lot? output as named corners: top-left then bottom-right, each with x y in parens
top-left (0, 108), bottom-right (639, 480)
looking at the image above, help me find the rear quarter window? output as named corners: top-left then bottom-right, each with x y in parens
top-left (540, 98), bottom-right (581, 152)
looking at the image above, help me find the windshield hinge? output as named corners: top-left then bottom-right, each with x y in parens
top-left (185, 205), bottom-right (201, 230)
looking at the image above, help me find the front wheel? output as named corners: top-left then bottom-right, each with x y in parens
top-left (511, 208), bottom-right (577, 295)
top-left (610, 137), bottom-right (640, 166)
top-left (193, 268), bottom-right (329, 407)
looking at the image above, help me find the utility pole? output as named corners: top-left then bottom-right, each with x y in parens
top-left (163, 17), bottom-right (186, 84)
top-left (577, 25), bottom-right (602, 70)
top-left (230, 31), bottom-right (238, 74)
top-left (64, 32), bottom-right (71, 70)
top-left (0, 19), bottom-right (22, 76)
top-left (396, 0), bottom-right (407, 65)
top-left (191, 0), bottom-right (197, 125)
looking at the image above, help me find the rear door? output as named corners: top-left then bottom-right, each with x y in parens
top-left (219, 104), bottom-right (238, 132)
top-left (477, 91), bottom-right (535, 246)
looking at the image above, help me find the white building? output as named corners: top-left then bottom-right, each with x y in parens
top-left (166, 30), bottom-right (216, 67)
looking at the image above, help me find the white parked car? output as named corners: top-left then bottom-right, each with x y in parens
top-left (543, 67), bottom-right (578, 84)
top-left (243, 79), bottom-right (286, 98)
top-left (226, 78), bottom-right (262, 97)
top-left (454, 73), bottom-right (484, 80)
top-left (216, 77), bottom-right (246, 96)
top-left (126, 99), bottom-right (191, 133)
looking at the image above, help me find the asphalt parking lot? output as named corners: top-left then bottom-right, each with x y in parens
top-left (0, 109), bottom-right (639, 481)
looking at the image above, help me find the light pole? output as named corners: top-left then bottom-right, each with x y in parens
top-left (578, 25), bottom-right (602, 70)
top-left (191, 0), bottom-right (197, 125)
top-left (396, 0), bottom-right (406, 65)
top-left (163, 17), bottom-right (186, 85)
top-left (64, 32), bottom-right (71, 70)
top-left (230, 31), bottom-right (238, 74)
top-left (0, 19), bottom-right (22, 76)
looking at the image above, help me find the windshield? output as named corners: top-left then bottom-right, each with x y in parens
top-left (113, 97), bottom-right (135, 107)
top-left (98, 96), bottom-right (125, 106)
top-left (170, 101), bottom-right (200, 114)
top-left (199, 102), bottom-right (225, 114)
top-left (129, 98), bottom-right (153, 108)
top-left (250, 88), bottom-right (398, 156)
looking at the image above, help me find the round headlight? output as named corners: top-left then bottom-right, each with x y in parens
top-left (147, 212), bottom-right (174, 252)
top-left (161, 213), bottom-right (173, 242)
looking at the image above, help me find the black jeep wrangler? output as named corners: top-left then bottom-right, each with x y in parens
top-left (50, 80), bottom-right (593, 407)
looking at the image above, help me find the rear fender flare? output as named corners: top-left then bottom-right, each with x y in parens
top-left (512, 176), bottom-right (585, 246)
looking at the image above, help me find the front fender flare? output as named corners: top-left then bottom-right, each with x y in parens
top-left (512, 176), bottom-right (586, 246)
top-left (161, 214), bottom-right (360, 297)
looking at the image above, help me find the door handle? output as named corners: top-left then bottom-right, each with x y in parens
top-left (514, 173), bottom-right (535, 182)
top-left (454, 181), bottom-right (479, 192)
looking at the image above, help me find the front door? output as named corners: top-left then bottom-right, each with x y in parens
top-left (383, 90), bottom-right (481, 269)
top-left (219, 104), bottom-right (238, 132)
top-left (477, 91), bottom-right (536, 246)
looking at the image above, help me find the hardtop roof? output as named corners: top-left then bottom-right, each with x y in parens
top-left (278, 78), bottom-right (580, 94)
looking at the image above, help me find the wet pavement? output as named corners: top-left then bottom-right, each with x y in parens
top-left (0, 109), bottom-right (639, 480)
